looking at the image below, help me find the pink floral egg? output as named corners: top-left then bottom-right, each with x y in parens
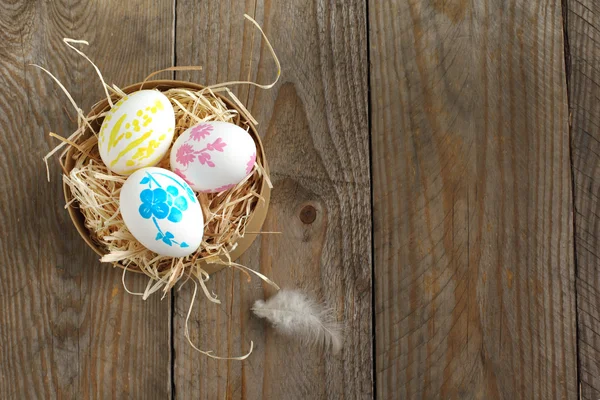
top-left (170, 121), bottom-right (257, 193)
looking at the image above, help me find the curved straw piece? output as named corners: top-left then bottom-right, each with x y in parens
top-left (202, 14), bottom-right (281, 92)
top-left (141, 66), bottom-right (204, 89)
top-left (63, 39), bottom-right (113, 107)
top-left (29, 64), bottom-right (96, 181)
top-left (184, 279), bottom-right (254, 360)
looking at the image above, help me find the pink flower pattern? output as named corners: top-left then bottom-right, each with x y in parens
top-left (175, 137), bottom-right (228, 170)
top-left (175, 143), bottom-right (196, 166)
top-left (246, 153), bottom-right (256, 175)
top-left (197, 152), bottom-right (215, 167)
top-left (206, 137), bottom-right (226, 152)
top-left (174, 127), bottom-right (247, 193)
top-left (189, 124), bottom-right (213, 141)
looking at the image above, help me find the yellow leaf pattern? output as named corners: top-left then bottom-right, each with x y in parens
top-left (100, 95), bottom-right (171, 172)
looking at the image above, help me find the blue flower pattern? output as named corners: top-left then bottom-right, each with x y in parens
top-left (138, 172), bottom-right (197, 249)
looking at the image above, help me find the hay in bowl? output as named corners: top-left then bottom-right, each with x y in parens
top-left (58, 80), bottom-right (271, 294)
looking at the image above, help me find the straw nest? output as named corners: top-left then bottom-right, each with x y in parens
top-left (57, 84), bottom-right (271, 296)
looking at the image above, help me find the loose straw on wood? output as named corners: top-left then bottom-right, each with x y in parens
top-left (34, 14), bottom-right (281, 360)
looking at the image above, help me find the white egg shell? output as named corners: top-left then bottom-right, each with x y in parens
top-left (98, 90), bottom-right (175, 175)
top-left (170, 121), bottom-right (257, 193)
top-left (119, 167), bottom-right (204, 257)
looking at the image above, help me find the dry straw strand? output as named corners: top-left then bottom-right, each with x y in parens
top-left (141, 66), bottom-right (204, 88)
top-left (63, 38), bottom-right (114, 107)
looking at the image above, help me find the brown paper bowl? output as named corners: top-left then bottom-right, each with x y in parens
top-left (61, 80), bottom-right (270, 275)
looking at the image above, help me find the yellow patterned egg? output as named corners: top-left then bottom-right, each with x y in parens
top-left (98, 90), bottom-right (175, 175)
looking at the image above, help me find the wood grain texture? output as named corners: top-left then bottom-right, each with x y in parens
top-left (173, 1), bottom-right (372, 399)
top-left (370, 0), bottom-right (577, 398)
top-left (567, 1), bottom-right (600, 398)
top-left (0, 1), bottom-right (174, 398)
top-left (172, 3), bottom-right (261, 399)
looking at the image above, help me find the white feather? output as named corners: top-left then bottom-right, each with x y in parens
top-left (252, 289), bottom-right (343, 354)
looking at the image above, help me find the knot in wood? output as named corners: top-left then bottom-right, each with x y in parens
top-left (299, 205), bottom-right (317, 224)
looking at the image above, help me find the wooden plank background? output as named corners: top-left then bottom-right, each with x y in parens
top-left (0, 1), bottom-right (173, 398)
top-left (0, 0), bottom-right (598, 399)
top-left (568, 0), bottom-right (600, 399)
top-left (371, 0), bottom-right (578, 399)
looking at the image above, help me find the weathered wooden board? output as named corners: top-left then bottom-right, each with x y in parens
top-left (0, 1), bottom-right (174, 398)
top-left (3, 0), bottom-right (588, 398)
top-left (567, 1), bottom-right (600, 398)
top-left (370, 0), bottom-right (577, 398)
top-left (173, 1), bottom-right (372, 399)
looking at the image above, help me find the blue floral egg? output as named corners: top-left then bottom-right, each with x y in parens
top-left (119, 167), bottom-right (203, 257)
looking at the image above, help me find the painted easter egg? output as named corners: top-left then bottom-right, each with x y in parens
top-left (170, 121), bottom-right (257, 193)
top-left (98, 90), bottom-right (175, 175)
top-left (119, 167), bottom-right (204, 257)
